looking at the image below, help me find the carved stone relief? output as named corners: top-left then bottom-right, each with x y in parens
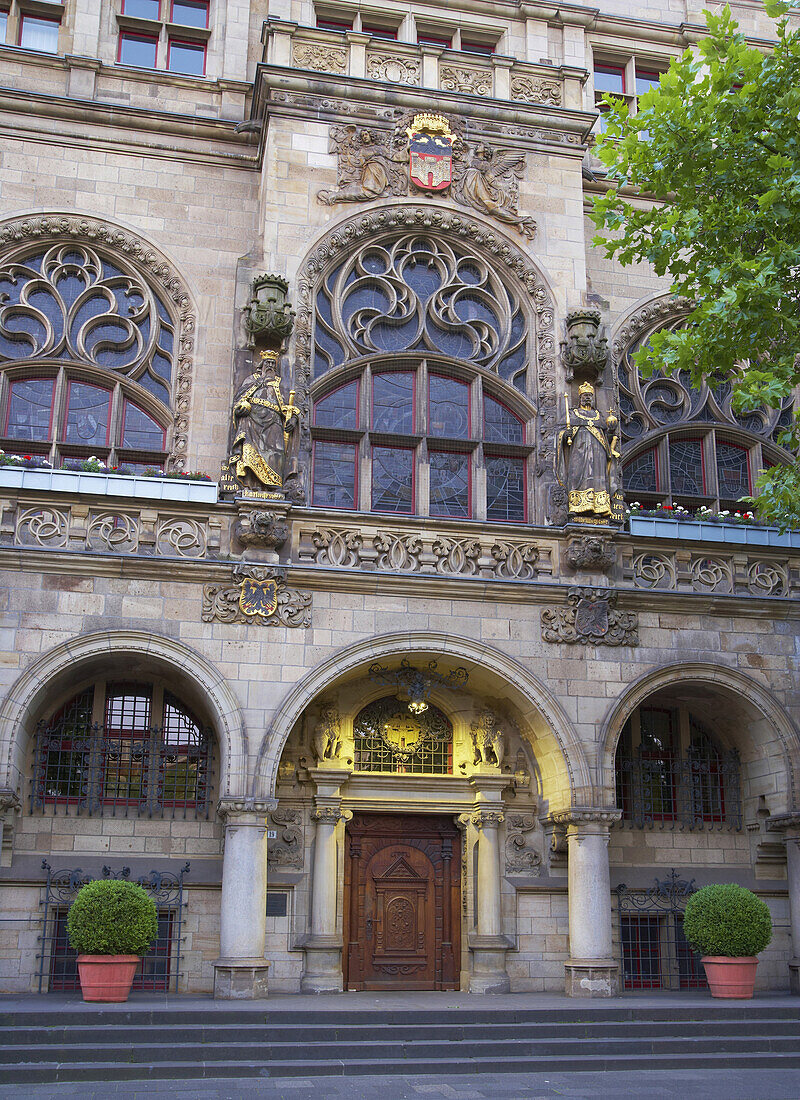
top-left (202, 565), bottom-right (311, 627)
top-left (564, 533), bottom-right (617, 573)
top-left (234, 508), bottom-right (289, 552)
top-left (292, 44), bottom-right (347, 73)
top-left (470, 709), bottom-right (505, 768)
top-left (439, 65), bottom-right (492, 96)
top-left (267, 807), bottom-right (304, 870)
top-left (504, 814), bottom-right (542, 875)
top-left (541, 587), bottom-right (639, 646)
top-left (366, 53), bottom-right (420, 85)
top-left (312, 704), bottom-right (343, 762)
top-left (510, 75), bottom-right (562, 106)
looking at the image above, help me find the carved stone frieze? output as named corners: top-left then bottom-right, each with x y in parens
top-left (374, 531), bottom-right (423, 572)
top-left (550, 808), bottom-right (623, 828)
top-left (690, 556), bottom-right (733, 594)
top-left (491, 541), bottom-right (540, 580)
top-left (155, 517), bottom-right (208, 558)
top-left (630, 551), bottom-right (677, 589)
top-left (510, 75), bottom-right (562, 106)
top-left (0, 215), bottom-right (196, 471)
top-left (234, 508), bottom-right (289, 551)
top-left (747, 561), bottom-right (788, 597)
top-left (311, 527), bottom-right (363, 567)
top-left (432, 536), bottom-right (481, 576)
top-left (202, 565), bottom-right (311, 628)
top-left (564, 533), bottom-right (616, 574)
top-left (292, 43), bottom-right (347, 73)
top-left (541, 588), bottom-right (639, 647)
top-left (267, 807), bottom-right (304, 869)
top-left (16, 507), bottom-right (69, 548)
top-left (87, 512), bottom-right (138, 554)
top-left (505, 814), bottom-right (542, 875)
top-left (366, 53), bottom-right (420, 85)
top-left (440, 65), bottom-right (492, 96)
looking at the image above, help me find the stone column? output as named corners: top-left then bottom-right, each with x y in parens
top-left (464, 772), bottom-right (511, 993)
top-left (767, 812), bottom-right (800, 993)
top-left (214, 797), bottom-right (275, 999)
top-left (553, 808), bottom-right (622, 997)
top-left (301, 767), bottom-right (352, 992)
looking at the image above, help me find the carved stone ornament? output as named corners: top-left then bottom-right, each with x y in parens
top-left (555, 382), bottom-right (624, 526)
top-left (440, 65), bottom-right (492, 97)
top-left (550, 807), bottom-right (623, 827)
top-left (0, 214), bottom-right (196, 471)
top-left (541, 587), bottom-right (638, 647)
top-left (234, 507), bottom-right (289, 552)
top-left (510, 75), bottom-right (562, 107)
top-left (366, 53), bottom-right (420, 86)
top-left (564, 533), bottom-right (617, 574)
top-left (311, 805), bottom-right (348, 825)
top-left (312, 704), bottom-right (342, 763)
top-left (560, 309), bottom-right (609, 385)
top-left (267, 807), bottom-right (304, 869)
top-left (470, 709), bottom-right (506, 768)
top-left (217, 797), bottom-right (276, 822)
top-left (292, 43), bottom-right (347, 73)
top-left (471, 810), bottom-right (505, 829)
top-left (243, 274), bottom-right (295, 353)
top-left (318, 116), bottom-right (536, 239)
top-left (505, 814), bottom-right (542, 875)
top-left (202, 565), bottom-right (312, 628)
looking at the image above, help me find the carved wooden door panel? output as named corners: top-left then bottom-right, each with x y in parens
top-left (344, 813), bottom-right (460, 991)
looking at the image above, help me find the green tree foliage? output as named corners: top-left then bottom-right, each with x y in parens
top-left (590, 2), bottom-right (800, 527)
top-left (67, 879), bottom-right (158, 956)
top-left (683, 883), bottom-right (772, 957)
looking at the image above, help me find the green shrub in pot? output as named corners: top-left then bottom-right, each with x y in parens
top-left (683, 884), bottom-right (772, 958)
top-left (68, 879), bottom-right (158, 955)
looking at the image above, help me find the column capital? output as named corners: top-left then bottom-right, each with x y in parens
top-left (471, 809), bottom-right (505, 830)
top-left (0, 787), bottom-right (21, 815)
top-left (311, 806), bottom-right (352, 825)
top-left (550, 807), bottom-right (622, 829)
top-left (767, 812), bottom-right (800, 838)
top-left (217, 797), bottom-right (276, 824)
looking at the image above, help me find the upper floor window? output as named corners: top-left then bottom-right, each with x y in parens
top-left (19, 14), bottom-right (59, 53)
top-left (0, 240), bottom-right (177, 468)
top-left (592, 56), bottom-right (666, 132)
top-left (315, 11), bottom-right (400, 38)
top-left (615, 704), bottom-right (741, 830)
top-left (117, 0), bottom-right (210, 75)
top-left (31, 679), bottom-right (213, 818)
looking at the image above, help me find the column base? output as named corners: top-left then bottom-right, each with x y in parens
top-left (467, 933), bottom-right (512, 994)
top-left (300, 935), bottom-right (344, 993)
top-left (213, 957), bottom-right (270, 1000)
top-left (564, 959), bottom-right (619, 998)
top-left (789, 959), bottom-right (800, 994)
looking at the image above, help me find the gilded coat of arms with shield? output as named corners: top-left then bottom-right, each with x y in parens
top-left (407, 113), bottom-right (454, 192)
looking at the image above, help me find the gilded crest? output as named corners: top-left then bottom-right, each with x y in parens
top-left (238, 577), bottom-right (278, 618)
top-left (407, 113), bottom-right (454, 192)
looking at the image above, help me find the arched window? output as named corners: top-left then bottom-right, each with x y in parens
top-left (0, 239), bottom-right (179, 470)
top-left (30, 679), bottom-right (213, 818)
top-left (614, 704), bottom-right (740, 829)
top-left (310, 232), bottom-right (536, 521)
top-left (618, 308), bottom-right (793, 510)
top-left (353, 696), bottom-right (453, 774)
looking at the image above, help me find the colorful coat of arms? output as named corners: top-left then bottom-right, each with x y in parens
top-left (239, 577), bottom-right (278, 618)
top-left (407, 113), bottom-right (454, 192)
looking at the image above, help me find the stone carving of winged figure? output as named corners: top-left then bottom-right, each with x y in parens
top-left (318, 125), bottom-right (407, 205)
top-left (453, 144), bottom-right (537, 239)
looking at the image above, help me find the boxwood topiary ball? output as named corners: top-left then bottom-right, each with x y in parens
top-left (683, 883), bottom-right (772, 958)
top-left (67, 879), bottom-right (158, 956)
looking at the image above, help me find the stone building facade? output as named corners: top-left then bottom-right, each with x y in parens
top-left (0, 0), bottom-right (798, 1000)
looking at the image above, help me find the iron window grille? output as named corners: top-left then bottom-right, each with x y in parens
top-left (353, 696), bottom-right (453, 774)
top-left (38, 861), bottom-right (190, 993)
top-left (616, 869), bottom-right (706, 991)
top-left (31, 713), bottom-right (212, 819)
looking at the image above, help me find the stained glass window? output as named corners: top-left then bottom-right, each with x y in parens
top-left (63, 383), bottom-right (111, 446)
top-left (483, 395), bottom-right (523, 444)
top-left (372, 446), bottom-right (414, 513)
top-left (716, 442), bottom-right (750, 498)
top-left (623, 448), bottom-right (658, 493)
top-left (486, 456), bottom-right (525, 522)
top-left (312, 441), bottom-right (357, 509)
top-left (122, 401), bottom-right (166, 450)
top-left (6, 378), bottom-right (54, 440)
top-left (372, 373), bottom-right (414, 433)
top-left (429, 451), bottom-right (469, 518)
top-left (429, 375), bottom-right (469, 438)
top-left (314, 381), bottom-right (358, 429)
top-left (669, 438), bottom-right (704, 495)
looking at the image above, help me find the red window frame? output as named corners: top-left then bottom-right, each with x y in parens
top-left (311, 439), bottom-right (359, 510)
top-left (370, 444), bottom-right (415, 516)
top-left (362, 23), bottom-right (397, 40)
top-left (312, 378), bottom-right (360, 429)
top-left (635, 69), bottom-right (662, 95)
top-left (122, 0), bottom-right (161, 16)
top-left (118, 31), bottom-right (158, 67)
top-left (715, 439), bottom-right (751, 498)
top-left (668, 436), bottom-right (706, 496)
top-left (316, 16), bottom-right (353, 32)
top-left (18, 15), bottom-right (60, 52)
top-left (428, 447), bottom-right (472, 519)
top-left (485, 453), bottom-right (527, 524)
top-left (482, 393), bottom-right (524, 444)
top-left (371, 370), bottom-right (416, 434)
top-left (622, 445), bottom-right (660, 494)
top-left (121, 397), bottom-right (167, 451)
top-left (428, 373), bottom-right (470, 439)
top-left (62, 380), bottom-right (112, 447)
top-left (4, 376), bottom-right (56, 441)
top-left (594, 63), bottom-right (626, 94)
top-left (170, 0), bottom-right (210, 28)
top-left (461, 40), bottom-right (494, 55)
top-left (417, 32), bottom-right (452, 48)
top-left (167, 36), bottom-right (207, 75)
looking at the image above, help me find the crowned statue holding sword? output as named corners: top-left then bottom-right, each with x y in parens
top-left (555, 381), bottom-right (624, 524)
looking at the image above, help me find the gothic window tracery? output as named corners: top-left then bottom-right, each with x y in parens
top-left (353, 696), bottom-right (453, 774)
top-left (0, 239), bottom-right (179, 469)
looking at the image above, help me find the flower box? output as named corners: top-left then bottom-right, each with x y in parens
top-left (629, 515), bottom-right (800, 548)
top-left (0, 466), bottom-right (218, 505)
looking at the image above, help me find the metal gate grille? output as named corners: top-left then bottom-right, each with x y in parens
top-left (616, 869), bottom-right (706, 991)
top-left (38, 860), bottom-right (190, 993)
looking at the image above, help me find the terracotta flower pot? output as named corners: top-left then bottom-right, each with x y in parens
top-left (77, 955), bottom-right (139, 1003)
top-left (701, 955), bottom-right (758, 999)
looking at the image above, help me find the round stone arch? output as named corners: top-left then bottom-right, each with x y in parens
top-left (0, 630), bottom-right (248, 801)
top-left (598, 662), bottom-right (800, 814)
top-left (253, 631), bottom-right (591, 811)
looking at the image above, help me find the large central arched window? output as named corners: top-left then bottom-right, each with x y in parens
top-left (309, 232), bottom-right (536, 521)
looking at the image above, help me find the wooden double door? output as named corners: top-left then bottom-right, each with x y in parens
top-left (344, 813), bottom-right (461, 991)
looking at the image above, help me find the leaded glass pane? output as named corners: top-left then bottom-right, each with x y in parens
top-left (122, 402), bottom-right (165, 450)
top-left (314, 381), bottom-right (358, 428)
top-left (429, 451), bottom-right (470, 518)
top-left (669, 438), bottom-right (704, 495)
top-left (353, 696), bottom-right (452, 774)
top-left (372, 372), bottom-right (413, 433)
top-left (6, 378), bottom-right (54, 440)
top-left (486, 455), bottom-right (524, 522)
top-left (429, 375), bottom-right (468, 438)
top-left (312, 441), bottom-right (357, 509)
top-left (715, 441), bottom-right (750, 498)
top-left (483, 395), bottom-right (523, 444)
top-left (64, 383), bottom-right (111, 446)
top-left (372, 446), bottom-right (413, 513)
top-left (623, 448), bottom-right (658, 493)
